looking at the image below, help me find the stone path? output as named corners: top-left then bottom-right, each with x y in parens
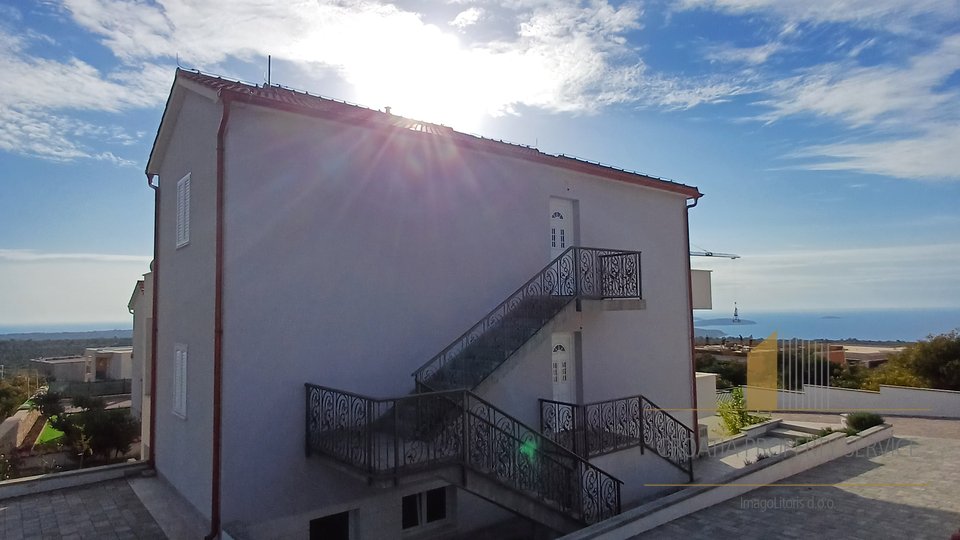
top-left (638, 416), bottom-right (960, 539)
top-left (0, 479), bottom-right (166, 540)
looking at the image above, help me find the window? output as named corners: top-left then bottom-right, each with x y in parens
top-left (173, 344), bottom-right (187, 418)
top-left (402, 488), bottom-right (447, 530)
top-left (310, 511), bottom-right (350, 540)
top-left (176, 173), bottom-right (191, 248)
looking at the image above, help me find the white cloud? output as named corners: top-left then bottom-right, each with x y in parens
top-left (0, 249), bottom-right (151, 263)
top-left (706, 243), bottom-right (960, 310)
top-left (749, 34), bottom-right (960, 181)
top-left (706, 42), bottom-right (784, 65)
top-left (793, 124), bottom-right (960, 181)
top-left (0, 28), bottom-right (166, 162)
top-left (677, 0), bottom-right (959, 32)
top-left (450, 7), bottom-right (484, 29)
top-left (56, 0), bottom-right (736, 123)
top-left (758, 35), bottom-right (960, 128)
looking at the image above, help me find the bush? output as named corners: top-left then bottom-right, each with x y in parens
top-left (717, 387), bottom-right (767, 435)
top-left (846, 412), bottom-right (884, 432)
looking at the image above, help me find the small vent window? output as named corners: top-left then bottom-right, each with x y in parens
top-left (173, 344), bottom-right (187, 419)
top-left (176, 173), bottom-right (191, 248)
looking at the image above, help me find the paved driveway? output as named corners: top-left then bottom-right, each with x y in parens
top-left (640, 417), bottom-right (960, 539)
top-left (0, 479), bottom-right (165, 540)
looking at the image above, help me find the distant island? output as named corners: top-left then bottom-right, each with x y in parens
top-left (821, 315), bottom-right (843, 319)
top-left (693, 318), bottom-right (756, 326)
top-left (0, 329), bottom-right (133, 341)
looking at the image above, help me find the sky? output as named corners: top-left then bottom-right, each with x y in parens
top-left (1, 0), bottom-right (959, 330)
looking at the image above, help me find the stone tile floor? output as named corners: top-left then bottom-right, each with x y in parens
top-left (0, 479), bottom-right (166, 540)
top-left (639, 415), bottom-right (960, 539)
top-left (2, 416), bottom-right (958, 539)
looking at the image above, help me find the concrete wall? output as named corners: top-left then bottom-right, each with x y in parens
top-left (777, 384), bottom-right (960, 418)
top-left (142, 85), bottom-right (698, 538)
top-left (215, 102), bottom-right (695, 530)
top-left (131, 272), bottom-right (153, 457)
top-left (152, 89), bottom-right (221, 519)
top-left (695, 372), bottom-right (717, 418)
top-left (690, 270), bottom-right (712, 310)
top-left (30, 358), bottom-right (86, 382)
top-left (0, 408), bottom-right (41, 454)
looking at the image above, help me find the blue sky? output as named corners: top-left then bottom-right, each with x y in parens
top-left (1, 0), bottom-right (959, 329)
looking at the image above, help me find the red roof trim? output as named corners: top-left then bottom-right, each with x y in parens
top-left (175, 69), bottom-right (703, 199)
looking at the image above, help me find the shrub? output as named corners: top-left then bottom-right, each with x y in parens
top-left (846, 412), bottom-right (884, 432)
top-left (717, 387), bottom-right (767, 435)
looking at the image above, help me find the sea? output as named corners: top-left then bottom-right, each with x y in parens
top-left (694, 308), bottom-right (960, 342)
top-left (1, 309), bottom-right (958, 343)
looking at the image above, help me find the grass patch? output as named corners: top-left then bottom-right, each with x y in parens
top-left (36, 419), bottom-right (65, 446)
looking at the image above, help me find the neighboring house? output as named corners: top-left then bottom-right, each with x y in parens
top-left (129, 272), bottom-right (154, 458)
top-left (31, 347), bottom-right (133, 383)
top-left (145, 69), bottom-right (704, 540)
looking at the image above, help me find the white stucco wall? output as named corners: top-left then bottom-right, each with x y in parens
top-left (154, 95), bottom-right (698, 532)
top-left (130, 272), bottom-right (153, 430)
top-left (777, 384), bottom-right (960, 418)
top-left (696, 372), bottom-right (718, 419)
top-left (152, 89), bottom-right (221, 520)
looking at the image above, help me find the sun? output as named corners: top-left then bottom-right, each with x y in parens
top-left (338, 25), bottom-right (497, 133)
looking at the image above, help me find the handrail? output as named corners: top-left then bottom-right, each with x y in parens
top-left (306, 383), bottom-right (622, 525)
top-left (413, 246), bottom-right (642, 389)
top-left (640, 394), bottom-right (694, 481)
top-left (540, 393), bottom-right (694, 481)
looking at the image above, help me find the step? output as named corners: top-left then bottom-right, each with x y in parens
top-left (767, 427), bottom-right (813, 440)
top-left (779, 420), bottom-right (841, 434)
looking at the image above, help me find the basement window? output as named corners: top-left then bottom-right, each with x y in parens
top-left (401, 487), bottom-right (447, 530)
top-left (310, 511), bottom-right (350, 540)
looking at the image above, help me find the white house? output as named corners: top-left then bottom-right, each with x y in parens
top-left (129, 272), bottom-right (154, 458)
top-left (144, 69), bottom-right (704, 540)
top-left (31, 347), bottom-right (133, 383)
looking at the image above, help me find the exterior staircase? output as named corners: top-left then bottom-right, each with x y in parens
top-left (539, 395), bottom-right (695, 481)
top-left (413, 246), bottom-right (642, 392)
top-left (305, 384), bottom-right (622, 533)
top-left (303, 245), bottom-right (695, 533)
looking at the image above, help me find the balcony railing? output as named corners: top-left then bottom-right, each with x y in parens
top-left (413, 247), bottom-right (641, 391)
top-left (306, 383), bottom-right (622, 525)
top-left (540, 394), bottom-right (694, 481)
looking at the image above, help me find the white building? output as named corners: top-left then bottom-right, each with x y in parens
top-left (129, 272), bottom-right (154, 458)
top-left (144, 69), bottom-right (704, 540)
top-left (31, 346), bottom-right (132, 383)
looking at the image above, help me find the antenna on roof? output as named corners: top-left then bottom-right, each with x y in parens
top-left (267, 55), bottom-right (272, 86)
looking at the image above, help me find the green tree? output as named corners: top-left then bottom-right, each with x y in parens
top-left (908, 330), bottom-right (960, 390)
top-left (864, 330), bottom-right (960, 391)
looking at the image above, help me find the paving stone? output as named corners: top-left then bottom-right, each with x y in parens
top-left (0, 479), bottom-right (166, 539)
top-left (639, 431), bottom-right (960, 539)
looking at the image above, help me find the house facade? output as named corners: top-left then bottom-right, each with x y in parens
top-left (145, 69), bottom-right (703, 539)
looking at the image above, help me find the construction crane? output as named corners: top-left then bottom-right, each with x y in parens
top-left (689, 250), bottom-right (740, 259)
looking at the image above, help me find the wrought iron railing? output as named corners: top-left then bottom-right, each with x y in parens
top-left (413, 247), bottom-right (641, 391)
top-left (540, 394), bottom-right (694, 481)
top-left (306, 383), bottom-right (622, 525)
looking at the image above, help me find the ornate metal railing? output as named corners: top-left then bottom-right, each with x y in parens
top-left (640, 395), bottom-right (694, 480)
top-left (540, 394), bottom-right (694, 481)
top-left (306, 383), bottom-right (622, 525)
top-left (413, 247), bottom-right (641, 391)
